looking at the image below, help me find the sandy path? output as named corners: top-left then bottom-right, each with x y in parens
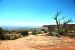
top-left (0, 35), bottom-right (75, 50)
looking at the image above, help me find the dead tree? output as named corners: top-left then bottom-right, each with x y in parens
top-left (53, 11), bottom-right (72, 35)
top-left (53, 11), bottom-right (61, 34)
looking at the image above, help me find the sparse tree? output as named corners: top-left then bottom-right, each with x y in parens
top-left (51, 11), bottom-right (72, 36)
top-left (53, 11), bottom-right (61, 32)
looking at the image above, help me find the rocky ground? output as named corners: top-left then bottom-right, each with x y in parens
top-left (0, 34), bottom-right (75, 50)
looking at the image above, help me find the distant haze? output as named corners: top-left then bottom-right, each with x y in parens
top-left (1, 25), bottom-right (43, 30)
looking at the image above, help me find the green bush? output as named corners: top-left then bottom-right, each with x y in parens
top-left (48, 32), bottom-right (53, 36)
top-left (48, 29), bottom-right (60, 37)
top-left (20, 30), bottom-right (28, 36)
top-left (32, 32), bottom-right (40, 35)
top-left (68, 33), bottom-right (75, 38)
top-left (44, 30), bottom-right (47, 33)
top-left (0, 27), bottom-right (5, 40)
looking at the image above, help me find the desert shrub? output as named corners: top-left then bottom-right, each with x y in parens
top-left (67, 33), bottom-right (75, 38)
top-left (20, 30), bottom-right (28, 36)
top-left (48, 32), bottom-right (53, 36)
top-left (5, 35), bottom-right (14, 40)
top-left (48, 28), bottom-right (63, 37)
top-left (32, 32), bottom-right (39, 35)
top-left (44, 30), bottom-right (47, 33)
top-left (41, 29), bottom-right (48, 33)
top-left (41, 29), bottom-right (45, 31)
top-left (32, 32), bottom-right (40, 35)
top-left (4, 34), bottom-right (21, 40)
top-left (0, 27), bottom-right (5, 40)
top-left (52, 32), bottom-right (59, 36)
top-left (32, 30), bottom-right (41, 35)
top-left (9, 35), bottom-right (18, 40)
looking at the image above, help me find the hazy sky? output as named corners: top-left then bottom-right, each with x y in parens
top-left (0, 0), bottom-right (75, 26)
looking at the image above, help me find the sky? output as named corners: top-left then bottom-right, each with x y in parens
top-left (0, 0), bottom-right (75, 26)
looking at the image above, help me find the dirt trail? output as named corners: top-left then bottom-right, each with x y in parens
top-left (0, 35), bottom-right (75, 50)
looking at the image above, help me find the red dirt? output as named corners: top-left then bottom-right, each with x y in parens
top-left (0, 35), bottom-right (75, 50)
